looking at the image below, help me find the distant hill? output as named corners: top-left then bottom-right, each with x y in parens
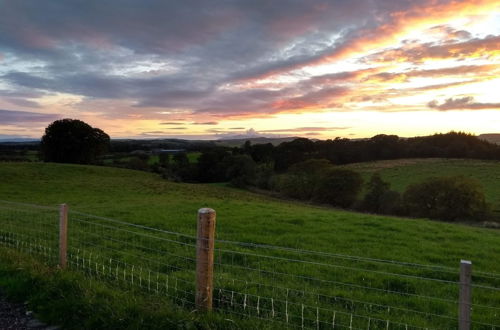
top-left (479, 134), bottom-right (500, 144)
top-left (215, 136), bottom-right (299, 147)
top-left (0, 138), bottom-right (39, 143)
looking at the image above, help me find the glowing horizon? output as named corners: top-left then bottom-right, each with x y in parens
top-left (0, 1), bottom-right (499, 140)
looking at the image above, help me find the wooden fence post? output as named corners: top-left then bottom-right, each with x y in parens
top-left (196, 208), bottom-right (216, 311)
top-left (459, 260), bottom-right (472, 330)
top-left (59, 203), bottom-right (68, 269)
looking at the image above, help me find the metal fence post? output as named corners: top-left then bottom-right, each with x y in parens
top-left (196, 208), bottom-right (216, 311)
top-left (459, 260), bottom-right (472, 330)
top-left (59, 203), bottom-right (68, 269)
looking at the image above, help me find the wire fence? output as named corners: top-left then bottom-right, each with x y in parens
top-left (0, 199), bottom-right (499, 329)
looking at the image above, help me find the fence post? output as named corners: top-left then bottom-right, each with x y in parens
top-left (59, 203), bottom-right (68, 269)
top-left (459, 260), bottom-right (472, 330)
top-left (196, 208), bottom-right (216, 311)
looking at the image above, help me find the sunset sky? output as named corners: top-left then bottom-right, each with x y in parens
top-left (0, 0), bottom-right (499, 140)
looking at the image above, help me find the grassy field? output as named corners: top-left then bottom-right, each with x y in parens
top-left (147, 151), bottom-right (201, 165)
top-left (0, 162), bottom-right (499, 328)
top-left (344, 158), bottom-right (500, 218)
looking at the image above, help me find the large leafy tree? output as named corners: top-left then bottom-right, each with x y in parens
top-left (403, 176), bottom-right (490, 221)
top-left (41, 119), bottom-right (110, 164)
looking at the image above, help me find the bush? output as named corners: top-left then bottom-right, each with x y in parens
top-left (360, 173), bottom-right (403, 214)
top-left (254, 162), bottom-right (275, 189)
top-left (275, 159), bottom-right (333, 199)
top-left (312, 168), bottom-right (363, 208)
top-left (403, 176), bottom-right (490, 221)
top-left (225, 155), bottom-right (257, 188)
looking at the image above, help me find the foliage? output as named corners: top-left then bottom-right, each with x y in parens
top-left (196, 148), bottom-right (231, 182)
top-left (40, 119), bottom-right (110, 164)
top-left (274, 159), bottom-right (333, 200)
top-left (158, 153), bottom-right (170, 166)
top-left (312, 168), bottom-right (363, 208)
top-left (254, 162), bottom-right (275, 189)
top-left (360, 173), bottom-right (402, 214)
top-left (403, 176), bottom-right (490, 221)
top-left (239, 132), bottom-right (500, 171)
top-left (361, 173), bottom-right (390, 212)
top-left (225, 154), bottom-right (257, 188)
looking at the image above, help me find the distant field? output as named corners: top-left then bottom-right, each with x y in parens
top-left (0, 162), bottom-right (499, 328)
top-left (345, 158), bottom-right (500, 217)
top-left (147, 151), bottom-right (201, 164)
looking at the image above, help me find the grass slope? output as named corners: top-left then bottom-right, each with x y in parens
top-left (0, 161), bottom-right (498, 270)
top-left (0, 162), bottom-right (499, 328)
top-left (345, 158), bottom-right (500, 218)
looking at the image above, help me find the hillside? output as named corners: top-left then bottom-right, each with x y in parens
top-left (0, 162), bottom-right (498, 269)
top-left (0, 162), bottom-right (499, 328)
top-left (344, 158), bottom-right (500, 218)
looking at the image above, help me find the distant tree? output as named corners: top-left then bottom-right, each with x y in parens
top-left (158, 153), bottom-right (170, 166)
top-left (360, 173), bottom-right (403, 214)
top-left (226, 154), bottom-right (257, 188)
top-left (255, 162), bottom-right (275, 189)
top-left (41, 119), bottom-right (110, 164)
top-left (274, 138), bottom-right (316, 171)
top-left (276, 159), bottom-right (333, 200)
top-left (403, 176), bottom-right (490, 221)
top-left (312, 168), bottom-right (363, 208)
top-left (196, 148), bottom-right (231, 182)
top-left (172, 152), bottom-right (189, 167)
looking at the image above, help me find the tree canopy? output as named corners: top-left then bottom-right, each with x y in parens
top-left (41, 119), bottom-right (110, 164)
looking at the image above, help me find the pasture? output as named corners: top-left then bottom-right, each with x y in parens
top-left (345, 158), bottom-right (500, 218)
top-left (0, 162), bottom-right (499, 329)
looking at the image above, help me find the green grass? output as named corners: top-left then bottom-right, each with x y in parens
top-left (0, 162), bottom-right (499, 328)
top-left (0, 248), bottom-right (262, 330)
top-left (1, 162), bottom-right (498, 265)
top-left (344, 158), bottom-right (500, 217)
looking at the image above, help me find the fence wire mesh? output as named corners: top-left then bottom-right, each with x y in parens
top-left (0, 200), bottom-right (498, 329)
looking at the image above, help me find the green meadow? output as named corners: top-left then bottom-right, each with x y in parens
top-left (0, 162), bottom-right (499, 329)
top-left (344, 158), bottom-right (500, 218)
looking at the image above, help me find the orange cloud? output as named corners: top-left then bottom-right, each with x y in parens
top-left (370, 35), bottom-right (500, 63)
top-left (243, 0), bottom-right (499, 82)
top-left (319, 0), bottom-right (499, 62)
top-left (362, 64), bottom-right (499, 84)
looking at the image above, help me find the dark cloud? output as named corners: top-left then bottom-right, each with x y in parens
top-left (428, 97), bottom-right (500, 111)
top-left (192, 121), bottom-right (218, 125)
top-left (0, 109), bottom-right (60, 125)
top-left (0, 0), bottom-right (430, 116)
top-left (0, 0), bottom-right (496, 123)
top-left (160, 122), bottom-right (186, 125)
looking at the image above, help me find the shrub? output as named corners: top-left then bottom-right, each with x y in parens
top-left (276, 159), bottom-right (333, 199)
top-left (312, 168), bottom-right (363, 208)
top-left (361, 173), bottom-right (403, 214)
top-left (254, 162), bottom-right (275, 189)
top-left (225, 155), bottom-right (257, 188)
top-left (403, 176), bottom-right (490, 221)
